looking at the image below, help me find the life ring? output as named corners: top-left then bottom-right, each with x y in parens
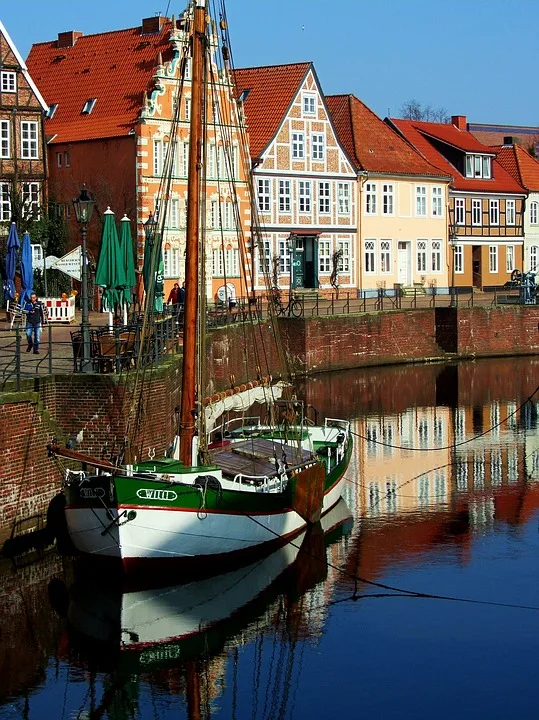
top-left (511, 269), bottom-right (521, 282)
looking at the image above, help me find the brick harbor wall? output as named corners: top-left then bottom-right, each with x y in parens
top-left (1, 305), bottom-right (539, 536)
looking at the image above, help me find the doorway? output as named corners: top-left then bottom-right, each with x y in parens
top-left (292, 235), bottom-right (318, 289)
top-left (398, 241), bottom-right (411, 285)
top-left (472, 246), bottom-right (482, 288)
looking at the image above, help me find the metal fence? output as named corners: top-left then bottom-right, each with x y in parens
top-left (0, 289), bottom-right (533, 389)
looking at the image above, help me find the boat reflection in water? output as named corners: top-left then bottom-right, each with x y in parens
top-left (52, 498), bottom-right (353, 676)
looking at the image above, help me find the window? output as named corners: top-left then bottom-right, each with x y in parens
top-left (489, 199), bottom-right (499, 225)
top-left (57, 152), bottom-right (62, 168)
top-left (303, 94), bottom-right (316, 115)
top-left (164, 247), bottom-right (179, 278)
top-left (318, 239), bottom-right (331, 273)
top-left (382, 183), bottom-right (394, 215)
top-left (365, 183), bottom-right (377, 214)
top-left (432, 187), bottom-right (443, 217)
top-left (211, 200), bottom-right (220, 229)
top-left (482, 156), bottom-right (491, 179)
top-left (212, 248), bottom-right (239, 277)
top-left (531, 246), bottom-right (538, 272)
top-left (337, 240), bottom-right (350, 273)
top-left (474, 156), bottom-right (482, 178)
top-left (21, 121), bottom-right (38, 159)
top-left (465, 154), bottom-right (491, 179)
top-left (258, 239), bottom-right (271, 274)
top-left (0, 120), bottom-right (9, 158)
top-left (417, 240), bottom-right (427, 272)
top-left (185, 98), bottom-right (191, 122)
top-left (257, 178), bottom-right (271, 212)
top-left (31, 244), bottom-right (43, 266)
top-left (431, 240), bottom-right (442, 272)
top-left (82, 98), bottom-right (96, 114)
top-left (0, 182), bottom-right (11, 221)
top-left (312, 133), bottom-right (324, 161)
top-left (64, 151), bottom-right (70, 167)
top-left (1, 71), bottom-right (16, 92)
top-left (208, 144), bottom-right (216, 178)
top-left (489, 245), bottom-right (498, 273)
top-left (153, 139), bottom-right (163, 176)
top-left (169, 199), bottom-right (179, 228)
top-left (278, 180), bottom-right (291, 213)
top-left (506, 245), bottom-right (515, 273)
top-left (465, 155), bottom-right (473, 177)
top-left (278, 239), bottom-right (291, 274)
top-left (506, 199), bottom-right (515, 225)
top-left (21, 182), bottom-right (40, 219)
top-left (298, 180), bottom-right (311, 212)
top-left (454, 244), bottom-right (463, 273)
top-left (318, 181), bottom-right (330, 214)
top-left (380, 240), bottom-right (391, 273)
top-left (416, 186), bottom-right (427, 216)
top-left (472, 199), bottom-right (482, 226)
top-left (455, 198), bottom-right (465, 225)
top-left (292, 132), bottom-right (304, 159)
top-left (364, 240), bottom-right (376, 273)
top-left (531, 202), bottom-right (538, 225)
top-left (337, 183), bottom-right (350, 214)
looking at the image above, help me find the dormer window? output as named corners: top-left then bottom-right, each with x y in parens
top-left (465, 154), bottom-right (491, 179)
top-left (47, 103), bottom-right (58, 119)
top-left (82, 98), bottom-right (96, 114)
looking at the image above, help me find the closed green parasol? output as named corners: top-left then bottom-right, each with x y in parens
top-left (95, 207), bottom-right (127, 317)
top-left (119, 214), bottom-right (137, 308)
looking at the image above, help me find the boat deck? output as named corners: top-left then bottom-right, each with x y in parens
top-left (211, 437), bottom-right (313, 480)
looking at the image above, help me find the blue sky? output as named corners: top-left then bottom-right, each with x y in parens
top-left (3, 0), bottom-right (538, 127)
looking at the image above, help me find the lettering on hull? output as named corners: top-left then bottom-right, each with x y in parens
top-left (136, 488), bottom-right (178, 502)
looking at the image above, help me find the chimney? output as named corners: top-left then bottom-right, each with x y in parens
top-left (451, 115), bottom-right (467, 131)
top-left (142, 16), bottom-right (165, 35)
top-left (57, 31), bottom-right (83, 48)
top-left (503, 136), bottom-right (514, 145)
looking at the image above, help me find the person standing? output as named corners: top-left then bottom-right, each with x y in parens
top-left (167, 282), bottom-right (181, 315)
top-left (24, 292), bottom-right (47, 354)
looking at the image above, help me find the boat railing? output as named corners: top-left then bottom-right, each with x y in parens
top-left (325, 418), bottom-right (351, 434)
top-left (232, 472), bottom-right (286, 493)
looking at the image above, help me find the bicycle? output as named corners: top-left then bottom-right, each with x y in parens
top-left (269, 292), bottom-right (303, 318)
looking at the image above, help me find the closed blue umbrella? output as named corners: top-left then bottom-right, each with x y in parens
top-left (3, 222), bottom-right (19, 303)
top-left (19, 231), bottom-right (34, 306)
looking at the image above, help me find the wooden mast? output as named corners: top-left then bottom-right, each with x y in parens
top-left (180, 0), bottom-right (206, 466)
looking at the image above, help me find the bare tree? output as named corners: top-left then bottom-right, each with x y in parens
top-left (400, 99), bottom-right (450, 123)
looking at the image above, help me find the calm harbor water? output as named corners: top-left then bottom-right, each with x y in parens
top-left (1, 357), bottom-right (539, 719)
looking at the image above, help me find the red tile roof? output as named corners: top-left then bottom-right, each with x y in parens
top-left (326, 94), bottom-right (450, 179)
top-left (391, 118), bottom-right (526, 194)
top-left (233, 63), bottom-right (311, 158)
top-left (27, 24), bottom-right (173, 143)
top-left (494, 144), bottom-right (539, 192)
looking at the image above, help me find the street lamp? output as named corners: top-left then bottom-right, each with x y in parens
top-left (72, 184), bottom-right (95, 371)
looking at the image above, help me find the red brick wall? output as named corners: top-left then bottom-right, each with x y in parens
top-left (453, 307), bottom-right (539, 356)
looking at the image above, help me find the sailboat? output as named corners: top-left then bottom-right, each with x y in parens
top-left (48, 0), bottom-right (352, 580)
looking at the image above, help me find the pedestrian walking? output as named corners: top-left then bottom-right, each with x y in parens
top-left (167, 282), bottom-right (181, 315)
top-left (23, 292), bottom-right (47, 354)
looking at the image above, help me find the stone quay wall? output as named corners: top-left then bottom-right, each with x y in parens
top-left (1, 305), bottom-right (539, 537)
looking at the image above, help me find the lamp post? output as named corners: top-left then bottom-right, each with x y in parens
top-left (72, 185), bottom-right (95, 371)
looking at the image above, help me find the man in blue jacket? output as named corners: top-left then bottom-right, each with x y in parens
top-left (24, 292), bottom-right (47, 354)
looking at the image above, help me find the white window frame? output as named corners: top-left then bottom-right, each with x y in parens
top-left (258, 239), bottom-right (271, 274)
top-left (416, 186), bottom-right (427, 217)
top-left (298, 180), bottom-right (311, 213)
top-left (506, 199), bottom-right (515, 226)
top-left (318, 239), bottom-right (331, 274)
top-left (489, 245), bottom-right (498, 273)
top-left (257, 178), bottom-right (271, 213)
top-left (1, 71), bottom-right (16, 92)
top-left (380, 239), bottom-right (392, 274)
top-left (278, 180), bottom-right (291, 213)
top-left (337, 183), bottom-right (350, 215)
top-left (466, 154), bottom-right (492, 179)
top-left (489, 199), bottom-right (499, 226)
top-left (21, 182), bottom-right (40, 219)
top-left (472, 199), bottom-right (482, 226)
top-left (169, 199), bottom-right (179, 229)
top-left (455, 198), bottom-right (465, 225)
top-left (318, 181), bottom-right (330, 214)
top-left (302, 93), bottom-right (316, 116)
top-left (0, 120), bottom-right (9, 159)
top-left (530, 246), bottom-right (538, 272)
top-left (278, 239), bottom-right (291, 275)
top-left (382, 183), bottom-right (394, 215)
top-left (506, 245), bottom-right (515, 273)
top-left (530, 202), bottom-right (538, 225)
top-left (417, 240), bottom-right (427, 272)
top-left (153, 139), bottom-right (162, 176)
top-left (431, 187), bottom-right (443, 217)
top-left (185, 98), bottom-right (191, 122)
top-left (164, 246), bottom-right (180, 278)
top-left (337, 239), bottom-right (351, 273)
top-left (292, 132), bottom-right (305, 160)
top-left (364, 239), bottom-right (376, 273)
top-left (431, 239), bottom-right (442, 273)
top-left (0, 182), bottom-right (11, 221)
top-left (21, 121), bottom-right (38, 159)
top-left (312, 133), bottom-right (325, 161)
top-left (454, 244), bottom-right (464, 274)
top-left (365, 183), bottom-right (377, 215)
top-left (31, 243), bottom-right (43, 266)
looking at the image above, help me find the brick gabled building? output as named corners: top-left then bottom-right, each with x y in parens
top-left (27, 14), bottom-right (251, 300)
top-left (234, 63), bottom-right (357, 295)
top-left (390, 116), bottom-right (527, 289)
top-left (327, 94), bottom-right (451, 295)
top-left (0, 21), bottom-right (48, 228)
